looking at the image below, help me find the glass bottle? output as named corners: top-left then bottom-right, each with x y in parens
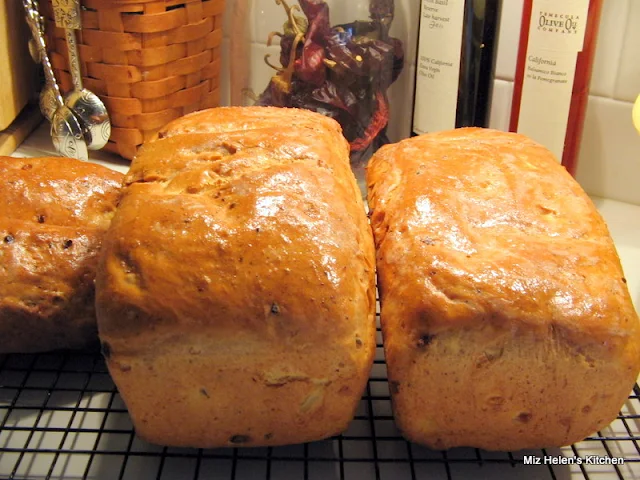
top-left (509, 0), bottom-right (604, 175)
top-left (411, 0), bottom-right (503, 135)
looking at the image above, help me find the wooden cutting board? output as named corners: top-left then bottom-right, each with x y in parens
top-left (0, 0), bottom-right (39, 131)
top-left (0, 103), bottom-right (43, 156)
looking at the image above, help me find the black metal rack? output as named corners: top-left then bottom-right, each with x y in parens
top-left (1, 322), bottom-right (639, 480)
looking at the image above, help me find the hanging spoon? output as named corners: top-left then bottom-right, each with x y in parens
top-left (24, 0), bottom-right (88, 160)
top-left (52, 0), bottom-right (110, 150)
top-left (28, 10), bottom-right (58, 122)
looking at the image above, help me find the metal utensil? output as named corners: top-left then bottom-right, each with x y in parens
top-left (53, 0), bottom-right (110, 150)
top-left (27, 9), bottom-right (44, 62)
top-left (28, 10), bottom-right (58, 122)
top-left (39, 78), bottom-right (58, 123)
top-left (23, 0), bottom-right (88, 160)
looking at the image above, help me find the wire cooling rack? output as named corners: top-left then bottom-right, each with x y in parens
top-left (1, 318), bottom-right (639, 480)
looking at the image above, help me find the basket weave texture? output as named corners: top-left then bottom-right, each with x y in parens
top-left (43, 0), bottom-right (225, 160)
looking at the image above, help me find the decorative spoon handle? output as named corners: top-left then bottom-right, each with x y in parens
top-left (51, 0), bottom-right (81, 29)
top-left (65, 28), bottom-right (83, 91)
top-left (23, 0), bottom-right (63, 106)
top-left (52, 0), bottom-right (111, 151)
top-left (52, 0), bottom-right (84, 91)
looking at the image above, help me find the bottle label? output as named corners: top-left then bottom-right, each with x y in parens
top-left (516, 0), bottom-right (590, 161)
top-left (412, 0), bottom-right (466, 135)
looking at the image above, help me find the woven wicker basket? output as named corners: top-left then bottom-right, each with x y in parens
top-left (42, 0), bottom-right (225, 160)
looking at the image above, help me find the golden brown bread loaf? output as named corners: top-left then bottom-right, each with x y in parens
top-left (96, 107), bottom-right (376, 448)
top-left (367, 128), bottom-right (640, 451)
top-left (0, 156), bottom-right (123, 353)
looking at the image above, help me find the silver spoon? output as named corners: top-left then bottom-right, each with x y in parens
top-left (54, 0), bottom-right (111, 150)
top-left (28, 11), bottom-right (57, 122)
top-left (24, 0), bottom-right (88, 160)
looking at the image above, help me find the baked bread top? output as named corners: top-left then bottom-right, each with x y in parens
top-left (157, 105), bottom-right (343, 139)
top-left (368, 128), bottom-right (639, 348)
top-left (1, 156), bottom-right (122, 229)
top-left (98, 107), bottom-right (374, 349)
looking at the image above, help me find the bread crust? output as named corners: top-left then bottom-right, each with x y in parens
top-left (0, 156), bottom-right (123, 353)
top-left (96, 107), bottom-right (376, 448)
top-left (367, 128), bottom-right (640, 450)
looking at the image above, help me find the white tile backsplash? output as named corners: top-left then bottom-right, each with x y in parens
top-left (576, 96), bottom-right (640, 206)
top-left (614, 0), bottom-right (640, 103)
top-left (223, 0), bottom-right (640, 205)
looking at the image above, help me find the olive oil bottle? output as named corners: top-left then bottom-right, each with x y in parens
top-left (411, 0), bottom-right (503, 135)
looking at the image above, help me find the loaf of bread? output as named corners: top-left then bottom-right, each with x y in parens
top-left (0, 156), bottom-right (123, 353)
top-left (367, 128), bottom-right (640, 451)
top-left (96, 107), bottom-right (376, 448)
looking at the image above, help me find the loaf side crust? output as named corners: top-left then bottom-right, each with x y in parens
top-left (367, 128), bottom-right (640, 450)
